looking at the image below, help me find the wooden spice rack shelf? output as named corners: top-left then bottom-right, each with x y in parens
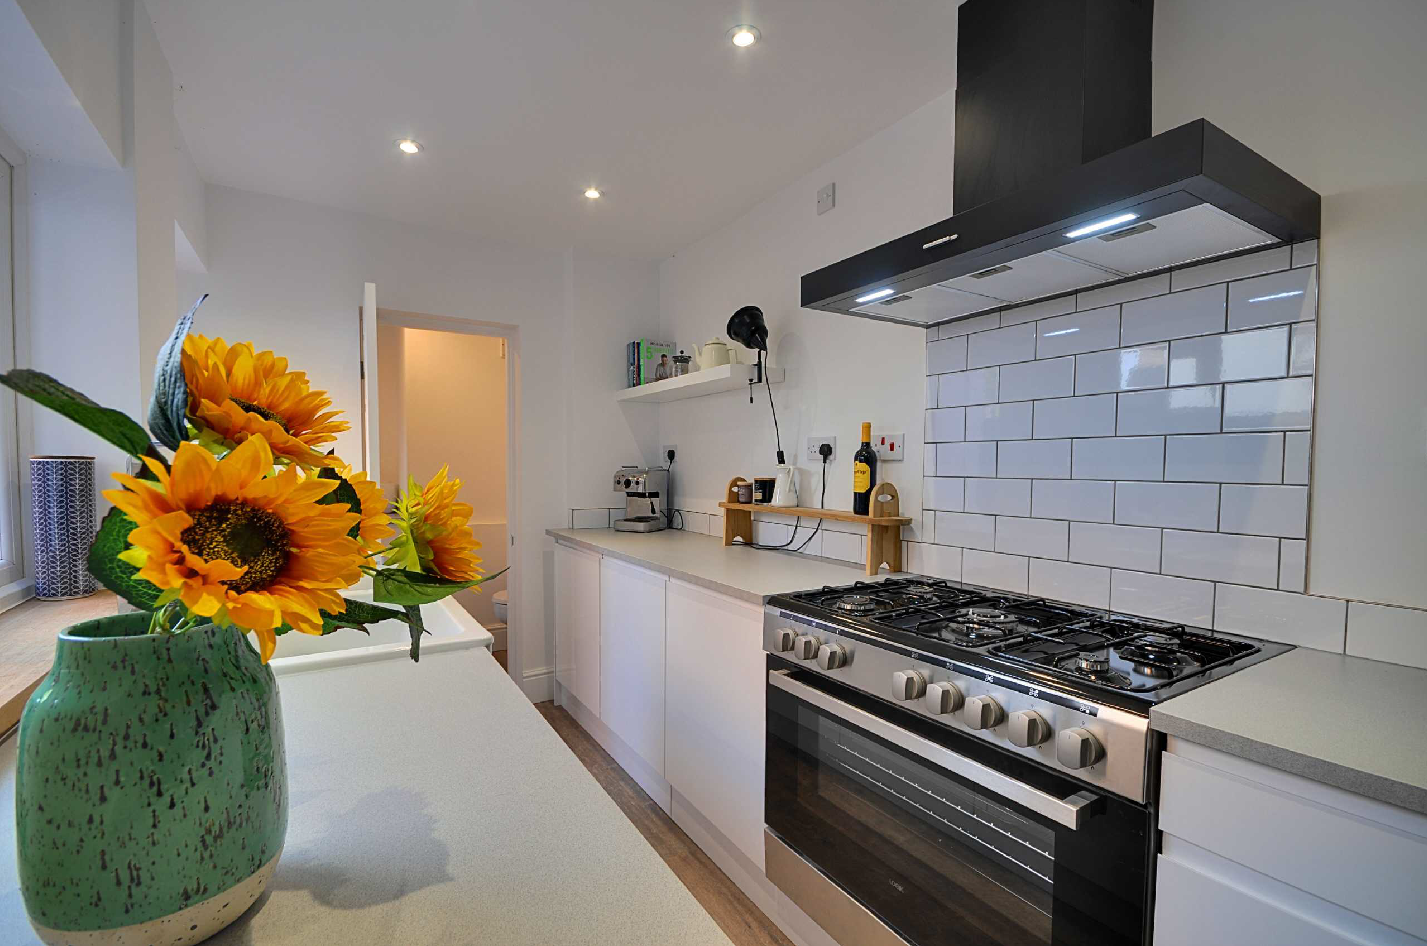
top-left (719, 477), bottom-right (911, 576)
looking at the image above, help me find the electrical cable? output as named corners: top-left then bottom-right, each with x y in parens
top-left (762, 350), bottom-right (784, 464)
top-left (739, 449), bottom-right (829, 552)
top-left (665, 450), bottom-right (683, 530)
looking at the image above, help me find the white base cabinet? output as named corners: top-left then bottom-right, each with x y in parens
top-left (1155, 738), bottom-right (1427, 945)
top-left (599, 557), bottom-right (667, 778)
top-left (554, 542), bottom-right (601, 716)
top-left (664, 577), bottom-right (767, 870)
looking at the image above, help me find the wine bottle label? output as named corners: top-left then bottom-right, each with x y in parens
top-left (853, 462), bottom-right (872, 493)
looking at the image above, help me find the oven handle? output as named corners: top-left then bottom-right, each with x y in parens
top-left (769, 669), bottom-right (1102, 830)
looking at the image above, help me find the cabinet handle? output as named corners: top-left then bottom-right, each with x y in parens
top-left (769, 670), bottom-right (1100, 829)
top-left (922, 234), bottom-right (958, 250)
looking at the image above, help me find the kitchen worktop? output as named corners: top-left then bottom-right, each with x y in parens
top-left (547, 527), bottom-right (898, 603)
top-left (0, 647), bottom-right (733, 946)
top-left (1151, 646), bottom-right (1427, 816)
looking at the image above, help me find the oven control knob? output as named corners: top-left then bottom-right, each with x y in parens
top-left (817, 642), bottom-right (850, 671)
top-left (792, 635), bottom-right (822, 661)
top-left (924, 681), bottom-right (963, 715)
top-left (963, 695), bottom-right (1005, 730)
top-left (891, 670), bottom-right (927, 701)
top-left (1008, 710), bottom-right (1052, 748)
top-left (1057, 728), bottom-right (1105, 769)
top-left (772, 628), bottom-right (797, 652)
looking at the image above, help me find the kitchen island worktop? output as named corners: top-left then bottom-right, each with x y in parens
top-left (1151, 646), bottom-right (1427, 816)
top-left (548, 527), bottom-right (899, 603)
top-left (0, 646), bottom-right (734, 946)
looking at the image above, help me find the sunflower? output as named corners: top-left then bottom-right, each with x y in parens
top-left (102, 437), bottom-right (364, 662)
top-left (182, 333), bottom-right (349, 468)
top-left (385, 466), bottom-right (483, 581)
top-left (339, 464), bottom-right (393, 553)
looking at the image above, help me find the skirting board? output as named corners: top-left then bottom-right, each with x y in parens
top-left (521, 665), bottom-right (554, 703)
top-left (556, 683), bottom-right (672, 815)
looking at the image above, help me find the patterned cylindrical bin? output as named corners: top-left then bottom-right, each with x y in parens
top-left (30, 455), bottom-right (99, 599)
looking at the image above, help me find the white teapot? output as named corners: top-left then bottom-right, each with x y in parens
top-left (693, 336), bottom-right (734, 370)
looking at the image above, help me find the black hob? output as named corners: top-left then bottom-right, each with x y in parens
top-left (773, 576), bottom-right (1288, 706)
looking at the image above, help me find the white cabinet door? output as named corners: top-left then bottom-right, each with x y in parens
top-left (665, 578), bottom-right (766, 869)
top-left (600, 557), bottom-right (666, 776)
top-left (554, 542), bottom-right (601, 715)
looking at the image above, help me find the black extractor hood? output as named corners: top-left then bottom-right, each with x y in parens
top-left (802, 0), bottom-right (1320, 328)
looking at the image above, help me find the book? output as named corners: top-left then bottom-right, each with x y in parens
top-left (636, 339), bottom-right (675, 385)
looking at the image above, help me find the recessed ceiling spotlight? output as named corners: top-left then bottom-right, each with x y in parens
top-left (729, 25), bottom-right (760, 47)
top-left (396, 139), bottom-right (423, 155)
top-left (584, 187), bottom-right (603, 200)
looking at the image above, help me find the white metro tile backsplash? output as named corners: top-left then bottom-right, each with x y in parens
top-left (963, 550), bottom-right (1029, 593)
top-left (1030, 559), bottom-right (1111, 609)
top-left (1120, 284), bottom-right (1227, 345)
top-left (1075, 344), bottom-right (1168, 394)
top-left (1035, 306), bottom-right (1122, 358)
top-left (1227, 266), bottom-right (1317, 330)
top-left (913, 243), bottom-right (1427, 664)
top-left (968, 323), bottom-right (1037, 368)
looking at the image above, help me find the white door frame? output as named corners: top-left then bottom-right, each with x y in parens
top-left (372, 307), bottom-right (523, 689)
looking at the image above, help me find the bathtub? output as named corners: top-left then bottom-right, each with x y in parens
top-left (261, 583), bottom-right (494, 676)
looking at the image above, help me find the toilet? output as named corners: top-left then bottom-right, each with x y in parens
top-left (492, 588), bottom-right (508, 625)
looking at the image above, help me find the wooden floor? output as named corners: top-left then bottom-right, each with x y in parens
top-left (536, 702), bottom-right (794, 946)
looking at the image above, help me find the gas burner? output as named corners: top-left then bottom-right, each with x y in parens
top-left (951, 607), bottom-right (1019, 626)
top-left (1074, 651), bottom-right (1110, 672)
top-left (945, 622), bottom-right (1015, 645)
top-left (833, 594), bottom-right (877, 614)
top-left (1117, 635), bottom-right (1202, 676)
top-left (1058, 650), bottom-right (1133, 688)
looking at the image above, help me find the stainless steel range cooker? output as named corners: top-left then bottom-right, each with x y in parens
top-left (762, 575), bottom-right (1290, 946)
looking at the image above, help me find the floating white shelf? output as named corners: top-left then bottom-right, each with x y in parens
top-left (615, 362), bottom-right (785, 404)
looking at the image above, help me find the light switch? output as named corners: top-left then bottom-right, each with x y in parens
top-left (817, 182), bottom-right (836, 215)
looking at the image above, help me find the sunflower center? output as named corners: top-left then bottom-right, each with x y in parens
top-left (180, 501), bottom-right (291, 594)
top-left (230, 397), bottom-right (290, 433)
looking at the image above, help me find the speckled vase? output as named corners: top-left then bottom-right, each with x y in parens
top-left (14, 614), bottom-right (287, 946)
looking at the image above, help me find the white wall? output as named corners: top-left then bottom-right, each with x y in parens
top-left (656, 89), bottom-right (958, 523)
top-left (12, 0), bottom-right (123, 165)
top-left (180, 184), bottom-right (659, 698)
top-left (25, 161), bottom-right (141, 491)
top-left (1153, 0), bottom-right (1427, 610)
top-left (566, 251), bottom-right (662, 509)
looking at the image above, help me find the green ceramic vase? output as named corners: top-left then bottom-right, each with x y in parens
top-left (15, 613), bottom-right (287, 946)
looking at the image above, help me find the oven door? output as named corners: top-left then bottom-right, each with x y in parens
top-left (766, 661), bottom-right (1152, 946)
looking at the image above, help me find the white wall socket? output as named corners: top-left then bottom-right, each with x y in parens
top-left (872, 432), bottom-right (905, 461)
top-left (805, 436), bottom-right (837, 462)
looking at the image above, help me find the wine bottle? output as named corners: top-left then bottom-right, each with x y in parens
top-left (852, 421), bottom-right (877, 515)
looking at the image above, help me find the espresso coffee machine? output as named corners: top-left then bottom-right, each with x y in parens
top-left (612, 466), bottom-right (669, 533)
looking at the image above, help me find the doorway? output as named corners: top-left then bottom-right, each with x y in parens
top-left (372, 308), bottom-right (516, 676)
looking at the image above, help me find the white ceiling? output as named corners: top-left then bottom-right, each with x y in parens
top-left (147, 0), bottom-right (959, 259)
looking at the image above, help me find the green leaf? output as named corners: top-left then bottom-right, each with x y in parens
top-left (320, 598), bottom-right (408, 635)
top-left (273, 598), bottom-right (410, 638)
top-left (148, 295), bottom-right (206, 449)
top-left (0, 370), bottom-right (151, 457)
top-left (372, 566), bottom-right (507, 607)
top-left (87, 508), bottom-right (164, 611)
top-left (404, 604), bottom-right (427, 662)
top-left (316, 467), bottom-right (363, 539)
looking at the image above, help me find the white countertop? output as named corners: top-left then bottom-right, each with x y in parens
top-left (1151, 646), bottom-right (1427, 816)
top-left (1, 648), bottom-right (733, 945)
top-left (547, 527), bottom-right (897, 602)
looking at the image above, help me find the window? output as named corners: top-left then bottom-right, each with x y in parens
top-left (0, 155), bottom-right (23, 588)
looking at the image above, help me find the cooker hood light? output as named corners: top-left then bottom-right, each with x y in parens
top-left (855, 288), bottom-right (896, 304)
top-left (1064, 212), bottom-right (1140, 239)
